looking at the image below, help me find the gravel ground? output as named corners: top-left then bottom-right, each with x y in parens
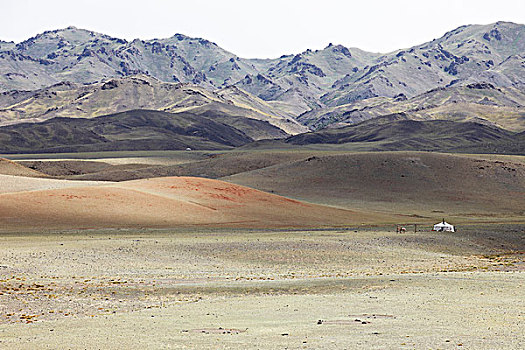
top-left (0, 226), bottom-right (523, 349)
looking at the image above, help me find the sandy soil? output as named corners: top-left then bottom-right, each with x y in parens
top-left (4, 150), bottom-right (213, 164)
top-left (0, 174), bottom-right (112, 194)
top-left (0, 176), bottom-right (389, 231)
top-left (0, 226), bottom-right (523, 349)
top-left (0, 158), bottom-right (47, 178)
top-left (18, 156), bottom-right (204, 166)
top-left (7, 152), bottom-right (525, 224)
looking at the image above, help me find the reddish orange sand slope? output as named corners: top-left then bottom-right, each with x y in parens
top-left (0, 177), bottom-right (386, 230)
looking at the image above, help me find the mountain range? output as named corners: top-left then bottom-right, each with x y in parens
top-left (298, 82), bottom-right (525, 131)
top-left (0, 21), bottom-right (524, 153)
top-left (1, 22), bottom-right (524, 109)
top-left (0, 74), bottom-right (305, 134)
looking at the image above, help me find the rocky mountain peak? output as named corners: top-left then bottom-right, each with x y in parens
top-left (0, 21), bottom-right (523, 121)
top-left (330, 44), bottom-right (352, 58)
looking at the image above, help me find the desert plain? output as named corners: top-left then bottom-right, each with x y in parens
top-left (0, 150), bottom-right (523, 349)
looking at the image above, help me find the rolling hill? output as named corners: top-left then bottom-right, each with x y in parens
top-left (0, 176), bottom-right (388, 230)
top-left (0, 109), bottom-right (287, 153)
top-left (223, 151), bottom-right (525, 219)
top-left (48, 151), bottom-right (318, 182)
top-left (5, 150), bottom-right (524, 221)
top-left (243, 114), bottom-right (525, 155)
top-left (0, 157), bottom-right (48, 177)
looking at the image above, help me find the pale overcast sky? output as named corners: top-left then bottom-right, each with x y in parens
top-left (1, 0), bottom-right (524, 58)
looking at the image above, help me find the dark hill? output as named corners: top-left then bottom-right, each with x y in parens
top-left (290, 116), bottom-right (512, 144)
top-left (0, 109), bottom-right (283, 153)
top-left (248, 115), bottom-right (524, 154)
top-left (223, 151), bottom-right (525, 218)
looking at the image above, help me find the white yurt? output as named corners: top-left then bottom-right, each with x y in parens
top-left (433, 220), bottom-right (455, 232)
